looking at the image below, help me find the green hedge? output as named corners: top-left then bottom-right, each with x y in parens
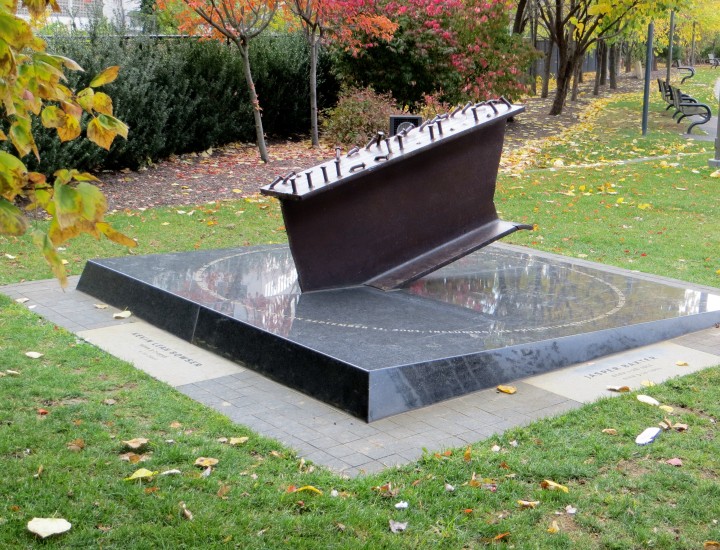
top-left (21, 31), bottom-right (338, 174)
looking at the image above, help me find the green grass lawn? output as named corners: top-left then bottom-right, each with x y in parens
top-left (1, 76), bottom-right (720, 548)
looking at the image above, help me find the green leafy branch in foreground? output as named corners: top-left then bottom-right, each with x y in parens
top-left (1, 0), bottom-right (134, 286)
top-left (1, 297), bottom-right (719, 547)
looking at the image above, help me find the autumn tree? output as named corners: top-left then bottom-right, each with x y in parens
top-left (158, 0), bottom-right (278, 162)
top-left (333, 0), bottom-right (535, 106)
top-left (1, 0), bottom-right (135, 286)
top-left (288, 0), bottom-right (396, 147)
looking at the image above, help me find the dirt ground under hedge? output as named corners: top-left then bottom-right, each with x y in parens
top-left (95, 74), bottom-right (646, 212)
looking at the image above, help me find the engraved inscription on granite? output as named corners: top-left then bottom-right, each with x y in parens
top-left (77, 321), bottom-right (244, 387)
top-left (524, 342), bottom-right (720, 403)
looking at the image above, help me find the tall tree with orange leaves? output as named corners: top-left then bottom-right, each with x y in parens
top-left (158, 0), bottom-right (278, 161)
top-left (289, 0), bottom-right (396, 146)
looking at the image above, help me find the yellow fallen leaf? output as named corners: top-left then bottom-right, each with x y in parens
top-left (641, 380), bottom-right (656, 387)
top-left (704, 541), bottom-right (720, 549)
top-left (547, 520), bottom-right (560, 534)
top-left (659, 405), bottom-right (674, 413)
top-left (194, 457), bottom-right (219, 468)
top-left (710, 170), bottom-right (720, 178)
top-left (602, 428), bottom-right (618, 435)
top-left (497, 385), bottom-right (517, 395)
top-left (296, 485), bottom-right (323, 495)
top-left (540, 480), bottom-right (569, 493)
top-left (25, 351), bottom-right (44, 359)
top-left (676, 361), bottom-right (688, 367)
top-left (637, 395), bottom-right (660, 406)
top-left (607, 385), bottom-right (630, 392)
top-left (517, 500), bottom-right (540, 509)
top-left (124, 468), bottom-right (157, 481)
top-left (113, 310), bottom-right (132, 319)
top-left (463, 446), bottom-right (472, 462)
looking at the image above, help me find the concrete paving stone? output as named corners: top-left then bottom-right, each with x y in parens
top-left (300, 449), bottom-right (336, 464)
top-left (313, 426), bottom-right (363, 444)
top-left (345, 423), bottom-right (382, 438)
top-left (396, 447), bottom-right (425, 463)
top-left (433, 435), bottom-right (472, 451)
top-left (420, 416), bottom-right (471, 435)
top-left (333, 451), bottom-right (375, 468)
top-left (324, 444), bottom-right (364, 460)
top-left (450, 409), bottom-right (504, 429)
top-left (531, 400), bottom-right (583, 419)
top-left (455, 430), bottom-right (494, 444)
top-left (320, 456), bottom-right (354, 473)
top-left (376, 426), bottom-right (420, 440)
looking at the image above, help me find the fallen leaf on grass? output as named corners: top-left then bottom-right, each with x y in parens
top-left (37, 408), bottom-right (49, 415)
top-left (659, 405), bottom-right (674, 413)
top-left (6, 369), bottom-right (20, 376)
top-left (540, 480), bottom-right (569, 493)
top-left (124, 468), bottom-right (157, 481)
top-left (444, 483), bottom-right (455, 492)
top-left (113, 310), bottom-right (132, 319)
top-left (637, 395), bottom-right (660, 406)
top-left (607, 385), bottom-right (630, 392)
top-left (665, 458), bottom-right (683, 467)
top-left (103, 399), bottom-right (116, 406)
top-left (159, 469), bottom-right (181, 476)
top-left (497, 385), bottom-right (517, 394)
top-left (704, 541), bottom-right (720, 549)
top-left (194, 457), bottom-right (219, 468)
top-left (641, 380), bottom-right (656, 387)
top-left (394, 501), bottom-right (409, 509)
top-left (565, 505), bottom-right (577, 515)
top-left (217, 485), bottom-right (231, 499)
top-left (27, 517), bottom-right (71, 538)
top-left (180, 502), bottom-right (193, 520)
top-left (25, 352), bottom-right (44, 359)
top-left (491, 444), bottom-right (501, 452)
top-left (122, 438), bottom-right (149, 450)
top-left (229, 436), bottom-right (249, 446)
top-left (517, 500), bottom-right (540, 509)
top-left (66, 439), bottom-right (85, 452)
top-left (547, 520), bottom-right (560, 534)
top-left (372, 482), bottom-right (399, 498)
top-left (463, 446), bottom-right (472, 462)
top-left (119, 452), bottom-right (150, 464)
top-left (389, 520), bottom-right (408, 533)
top-left (602, 428), bottom-right (618, 435)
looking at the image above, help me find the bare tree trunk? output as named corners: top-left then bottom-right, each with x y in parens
top-left (599, 41), bottom-right (608, 86)
top-left (571, 60), bottom-right (581, 101)
top-left (512, 0), bottom-right (528, 34)
top-left (309, 37), bottom-right (319, 147)
top-left (593, 46), bottom-right (601, 96)
top-left (609, 43), bottom-right (617, 89)
top-left (541, 41), bottom-right (553, 98)
top-left (240, 43), bottom-right (269, 163)
top-left (550, 55), bottom-right (575, 115)
top-left (625, 42), bottom-right (633, 72)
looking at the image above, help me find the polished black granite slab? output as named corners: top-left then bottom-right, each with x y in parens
top-left (77, 244), bottom-right (720, 421)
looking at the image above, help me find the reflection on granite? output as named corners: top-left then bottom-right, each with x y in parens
top-left (77, 244), bottom-right (720, 421)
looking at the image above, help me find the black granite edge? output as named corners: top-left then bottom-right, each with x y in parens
top-left (192, 307), bottom-right (371, 420)
top-left (493, 242), bottom-right (720, 293)
top-left (76, 260), bottom-right (200, 342)
top-left (366, 310), bottom-right (720, 421)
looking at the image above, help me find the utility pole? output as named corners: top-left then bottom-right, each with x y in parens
top-left (642, 22), bottom-right (654, 136)
top-left (666, 11), bottom-right (675, 83)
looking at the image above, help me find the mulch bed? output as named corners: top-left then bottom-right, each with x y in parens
top-left (96, 74), bottom-right (646, 212)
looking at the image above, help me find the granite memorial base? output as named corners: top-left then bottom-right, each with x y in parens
top-left (76, 244), bottom-right (720, 422)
